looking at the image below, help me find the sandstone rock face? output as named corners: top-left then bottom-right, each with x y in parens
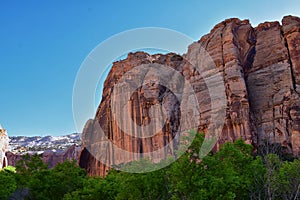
top-left (79, 53), bottom-right (188, 176)
top-left (6, 145), bottom-right (80, 168)
top-left (43, 145), bottom-right (81, 168)
top-left (185, 18), bottom-right (253, 148)
top-left (79, 16), bottom-right (300, 176)
top-left (5, 151), bottom-right (22, 167)
top-left (246, 21), bottom-right (293, 151)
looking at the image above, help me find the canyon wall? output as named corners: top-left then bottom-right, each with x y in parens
top-left (79, 16), bottom-right (300, 176)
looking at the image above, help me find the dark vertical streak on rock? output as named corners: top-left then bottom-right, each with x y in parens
top-left (281, 28), bottom-right (297, 91)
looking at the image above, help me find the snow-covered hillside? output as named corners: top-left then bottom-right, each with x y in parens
top-left (8, 133), bottom-right (81, 154)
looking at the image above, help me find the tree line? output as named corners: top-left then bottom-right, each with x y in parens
top-left (0, 132), bottom-right (299, 200)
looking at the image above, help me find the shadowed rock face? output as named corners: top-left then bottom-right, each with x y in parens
top-left (79, 16), bottom-right (300, 177)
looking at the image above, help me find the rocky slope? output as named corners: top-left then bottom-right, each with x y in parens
top-left (79, 16), bottom-right (300, 176)
top-left (8, 133), bottom-right (81, 154)
top-left (6, 145), bottom-right (81, 168)
top-left (6, 133), bottom-right (81, 168)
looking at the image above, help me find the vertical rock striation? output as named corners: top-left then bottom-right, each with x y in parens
top-left (79, 53), bottom-right (186, 176)
top-left (282, 16), bottom-right (300, 155)
top-left (79, 16), bottom-right (300, 176)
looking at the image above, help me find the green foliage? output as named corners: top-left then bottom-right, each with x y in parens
top-left (14, 155), bottom-right (86, 200)
top-left (26, 160), bottom-right (86, 200)
top-left (273, 159), bottom-right (300, 199)
top-left (63, 170), bottom-right (120, 200)
top-left (0, 169), bottom-right (17, 199)
top-left (3, 130), bottom-right (300, 199)
top-left (3, 165), bottom-right (16, 173)
top-left (114, 169), bottom-right (169, 200)
top-left (166, 136), bottom-right (256, 200)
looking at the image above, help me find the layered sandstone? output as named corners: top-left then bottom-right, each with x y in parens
top-left (79, 16), bottom-right (300, 176)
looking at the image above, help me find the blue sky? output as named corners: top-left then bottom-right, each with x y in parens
top-left (1, 0), bottom-right (300, 136)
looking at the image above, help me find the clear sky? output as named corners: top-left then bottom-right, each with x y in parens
top-left (1, 0), bottom-right (300, 136)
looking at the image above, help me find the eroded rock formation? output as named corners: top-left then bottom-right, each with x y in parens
top-left (0, 124), bottom-right (9, 169)
top-left (79, 16), bottom-right (300, 176)
top-left (6, 145), bottom-right (80, 168)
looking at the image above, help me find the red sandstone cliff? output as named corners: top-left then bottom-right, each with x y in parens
top-left (79, 16), bottom-right (300, 176)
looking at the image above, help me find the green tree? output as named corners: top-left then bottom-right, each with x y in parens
top-left (63, 170), bottom-right (119, 200)
top-left (248, 156), bottom-right (266, 199)
top-left (167, 136), bottom-right (257, 200)
top-left (0, 169), bottom-right (17, 199)
top-left (114, 169), bottom-right (169, 200)
top-left (273, 159), bottom-right (300, 199)
top-left (15, 154), bottom-right (48, 188)
top-left (28, 160), bottom-right (86, 200)
top-left (15, 155), bottom-right (87, 200)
